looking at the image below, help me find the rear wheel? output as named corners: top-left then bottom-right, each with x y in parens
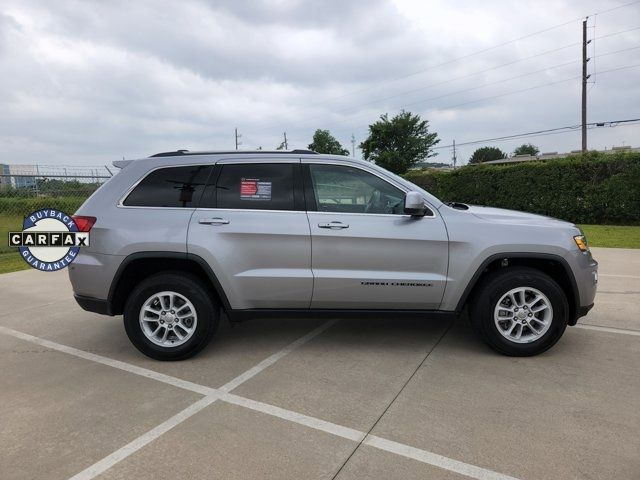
top-left (469, 267), bottom-right (568, 356)
top-left (124, 272), bottom-right (219, 360)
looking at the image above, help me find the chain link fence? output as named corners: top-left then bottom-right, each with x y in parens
top-left (1, 164), bottom-right (114, 272)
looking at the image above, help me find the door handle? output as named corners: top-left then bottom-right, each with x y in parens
top-left (198, 217), bottom-right (230, 225)
top-left (318, 221), bottom-right (349, 229)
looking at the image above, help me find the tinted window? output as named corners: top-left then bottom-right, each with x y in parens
top-left (124, 165), bottom-right (211, 207)
top-left (309, 164), bottom-right (405, 214)
top-left (216, 164), bottom-right (295, 211)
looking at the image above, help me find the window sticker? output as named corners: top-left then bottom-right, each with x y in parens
top-left (240, 178), bottom-right (272, 201)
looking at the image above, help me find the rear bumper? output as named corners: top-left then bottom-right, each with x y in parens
top-left (74, 294), bottom-right (113, 316)
top-left (68, 251), bottom-right (124, 300)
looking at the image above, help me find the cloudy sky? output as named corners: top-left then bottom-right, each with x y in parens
top-left (1, 0), bottom-right (639, 167)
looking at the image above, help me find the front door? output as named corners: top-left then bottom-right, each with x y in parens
top-left (304, 162), bottom-right (449, 310)
top-left (188, 160), bottom-right (313, 309)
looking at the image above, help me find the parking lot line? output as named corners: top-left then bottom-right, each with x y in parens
top-left (3, 316), bottom-right (639, 479)
top-left (0, 322), bottom-right (525, 480)
top-left (575, 323), bottom-right (640, 336)
top-left (0, 325), bottom-right (215, 396)
top-left (222, 392), bottom-right (366, 442)
top-left (219, 393), bottom-right (521, 480)
top-left (599, 274), bottom-right (640, 279)
top-left (27, 320), bottom-right (337, 480)
top-left (219, 319), bottom-right (338, 392)
top-left (68, 395), bottom-right (220, 480)
top-left (364, 435), bottom-right (520, 480)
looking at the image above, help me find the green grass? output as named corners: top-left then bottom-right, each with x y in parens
top-left (579, 224), bottom-right (640, 249)
top-left (1, 214), bottom-right (23, 255)
top-left (0, 252), bottom-right (29, 274)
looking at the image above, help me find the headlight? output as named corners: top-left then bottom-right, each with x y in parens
top-left (574, 235), bottom-right (589, 252)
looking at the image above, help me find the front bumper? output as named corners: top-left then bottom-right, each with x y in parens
top-left (564, 249), bottom-right (598, 326)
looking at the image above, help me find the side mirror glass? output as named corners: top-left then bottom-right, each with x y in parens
top-left (404, 191), bottom-right (427, 217)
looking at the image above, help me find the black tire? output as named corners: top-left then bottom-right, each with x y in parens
top-left (469, 267), bottom-right (569, 356)
top-left (123, 272), bottom-right (219, 361)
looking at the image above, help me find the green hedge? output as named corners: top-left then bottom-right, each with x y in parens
top-left (403, 152), bottom-right (640, 225)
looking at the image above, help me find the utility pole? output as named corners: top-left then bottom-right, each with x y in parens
top-left (235, 127), bottom-right (242, 150)
top-left (581, 18), bottom-right (591, 153)
top-left (452, 139), bottom-right (457, 169)
top-left (283, 132), bottom-right (288, 150)
top-left (351, 134), bottom-right (356, 157)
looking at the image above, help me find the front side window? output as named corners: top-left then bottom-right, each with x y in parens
top-left (216, 163), bottom-right (295, 211)
top-left (123, 165), bottom-right (211, 207)
top-left (309, 164), bottom-right (405, 214)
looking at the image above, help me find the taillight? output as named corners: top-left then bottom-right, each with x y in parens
top-left (72, 215), bottom-right (96, 232)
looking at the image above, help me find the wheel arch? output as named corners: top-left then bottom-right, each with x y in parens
top-left (456, 253), bottom-right (580, 325)
top-left (108, 252), bottom-right (231, 315)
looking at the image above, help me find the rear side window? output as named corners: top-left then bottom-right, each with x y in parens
top-left (123, 166), bottom-right (211, 208)
top-left (216, 164), bottom-right (295, 211)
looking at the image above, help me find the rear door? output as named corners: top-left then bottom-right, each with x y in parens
top-left (115, 164), bottom-right (213, 255)
top-left (304, 161), bottom-right (449, 310)
top-left (188, 159), bottom-right (313, 309)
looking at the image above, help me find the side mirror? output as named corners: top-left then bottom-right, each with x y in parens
top-left (404, 191), bottom-right (427, 217)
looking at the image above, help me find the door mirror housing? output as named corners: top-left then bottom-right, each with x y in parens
top-left (404, 191), bottom-right (427, 217)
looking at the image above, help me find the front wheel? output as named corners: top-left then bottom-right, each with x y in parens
top-left (124, 272), bottom-right (219, 360)
top-left (469, 267), bottom-right (569, 356)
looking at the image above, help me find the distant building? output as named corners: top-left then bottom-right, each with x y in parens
top-left (0, 164), bottom-right (9, 188)
top-left (0, 164), bottom-right (38, 189)
top-left (412, 161), bottom-right (454, 170)
top-left (482, 146), bottom-right (639, 165)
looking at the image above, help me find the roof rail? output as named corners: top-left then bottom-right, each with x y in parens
top-left (149, 149), bottom-right (318, 158)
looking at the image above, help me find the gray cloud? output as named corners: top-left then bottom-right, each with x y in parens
top-left (0, 0), bottom-right (638, 166)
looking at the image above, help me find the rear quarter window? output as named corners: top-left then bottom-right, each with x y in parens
top-left (123, 165), bottom-right (211, 208)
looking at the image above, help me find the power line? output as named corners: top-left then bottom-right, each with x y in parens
top-left (253, 26), bottom-right (640, 134)
top-left (282, 76), bottom-right (579, 135)
top-left (247, 2), bottom-right (640, 137)
top-left (597, 44), bottom-right (640, 58)
top-left (431, 118), bottom-right (640, 150)
top-left (271, 50), bottom-right (579, 132)
top-left (296, 1), bottom-right (640, 110)
top-left (285, 60), bottom-right (578, 134)
top-left (427, 64), bottom-right (639, 117)
top-left (367, 60), bottom-right (578, 111)
top-left (591, 0), bottom-right (640, 16)
top-left (317, 26), bottom-right (640, 120)
top-left (346, 28), bottom-right (637, 117)
top-left (280, 63), bottom-right (640, 135)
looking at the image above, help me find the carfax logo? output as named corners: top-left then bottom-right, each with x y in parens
top-left (8, 208), bottom-right (90, 271)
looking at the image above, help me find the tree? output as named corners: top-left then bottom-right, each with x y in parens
top-left (359, 110), bottom-right (440, 174)
top-left (513, 143), bottom-right (540, 156)
top-left (308, 129), bottom-right (350, 155)
top-left (469, 146), bottom-right (507, 164)
top-left (276, 141), bottom-right (286, 150)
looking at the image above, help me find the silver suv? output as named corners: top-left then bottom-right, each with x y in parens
top-left (69, 150), bottom-right (598, 360)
